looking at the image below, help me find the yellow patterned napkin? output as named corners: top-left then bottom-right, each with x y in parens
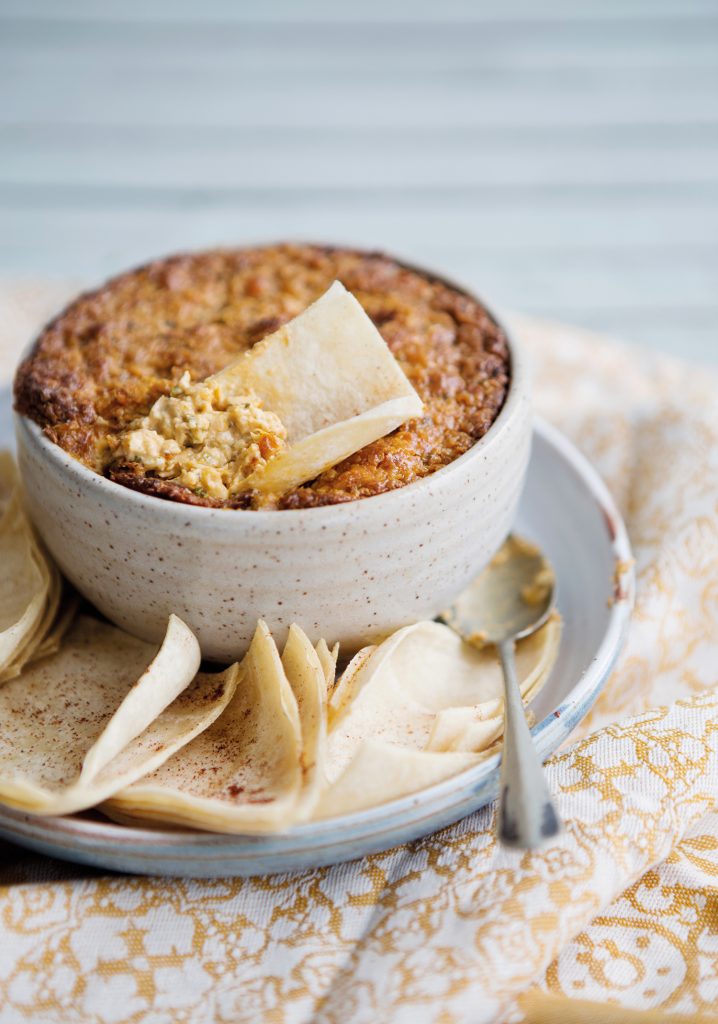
top-left (0, 285), bottom-right (717, 1023)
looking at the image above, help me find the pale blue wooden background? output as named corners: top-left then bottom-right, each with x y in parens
top-left (1, 0), bottom-right (717, 363)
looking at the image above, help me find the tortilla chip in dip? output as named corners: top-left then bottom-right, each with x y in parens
top-left (213, 281), bottom-right (424, 496)
top-left (107, 620), bottom-right (304, 834)
top-left (0, 614), bottom-right (237, 816)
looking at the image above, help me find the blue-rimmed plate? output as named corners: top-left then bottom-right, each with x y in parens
top-left (0, 419), bottom-right (634, 877)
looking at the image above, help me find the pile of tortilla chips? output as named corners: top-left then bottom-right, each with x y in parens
top-left (0, 453), bottom-right (561, 833)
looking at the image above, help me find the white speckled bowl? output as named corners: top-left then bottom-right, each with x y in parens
top-left (15, 284), bottom-right (531, 661)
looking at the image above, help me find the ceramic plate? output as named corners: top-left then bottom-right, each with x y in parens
top-left (0, 419), bottom-right (634, 877)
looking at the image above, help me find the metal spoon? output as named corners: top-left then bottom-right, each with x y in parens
top-left (439, 535), bottom-right (562, 849)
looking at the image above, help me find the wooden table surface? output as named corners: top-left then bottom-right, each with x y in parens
top-left (1, 0), bottom-right (717, 364)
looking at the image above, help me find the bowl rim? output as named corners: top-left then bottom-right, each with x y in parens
top-left (14, 255), bottom-right (529, 524)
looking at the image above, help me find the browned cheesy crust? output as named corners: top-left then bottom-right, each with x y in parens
top-left (14, 244), bottom-right (510, 510)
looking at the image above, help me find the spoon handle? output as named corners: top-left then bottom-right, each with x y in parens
top-left (497, 639), bottom-right (562, 849)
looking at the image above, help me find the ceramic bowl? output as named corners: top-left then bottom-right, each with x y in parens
top-left (14, 279), bottom-right (531, 661)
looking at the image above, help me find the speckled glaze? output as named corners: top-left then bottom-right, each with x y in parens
top-left (15, 299), bottom-right (531, 661)
top-left (0, 421), bottom-right (635, 877)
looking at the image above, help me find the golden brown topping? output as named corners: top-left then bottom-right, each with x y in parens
top-left (14, 244), bottom-right (510, 509)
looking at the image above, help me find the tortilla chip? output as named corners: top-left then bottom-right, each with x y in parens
top-left (282, 624), bottom-right (328, 819)
top-left (243, 400), bottom-right (422, 495)
top-left (0, 614), bottom-right (237, 816)
top-left (212, 281), bottom-right (423, 493)
top-left (426, 615), bottom-right (561, 751)
top-left (313, 739), bottom-right (481, 819)
top-left (0, 554), bottom-right (65, 684)
top-left (426, 704), bottom-right (504, 754)
top-left (99, 805), bottom-right (188, 831)
top-left (0, 452), bottom-right (75, 683)
top-left (0, 491), bottom-right (51, 677)
top-left (324, 618), bottom-right (560, 776)
top-left (315, 637), bottom-right (339, 692)
top-left (80, 613), bottom-right (201, 781)
top-left (327, 645), bottom-right (376, 726)
top-left (107, 621), bottom-right (303, 833)
top-left (0, 450), bottom-right (18, 507)
top-left (25, 587), bottom-right (79, 667)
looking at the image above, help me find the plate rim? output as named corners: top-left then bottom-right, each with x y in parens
top-left (0, 417), bottom-right (635, 863)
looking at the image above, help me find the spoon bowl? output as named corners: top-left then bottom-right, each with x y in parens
top-left (442, 535), bottom-right (555, 646)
